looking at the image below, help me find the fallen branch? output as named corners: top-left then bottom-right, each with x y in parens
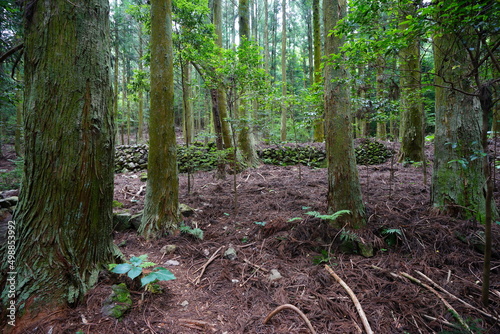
top-left (193, 246), bottom-right (223, 285)
top-left (422, 315), bottom-right (463, 331)
top-left (243, 258), bottom-right (269, 272)
top-left (400, 272), bottom-right (474, 334)
top-left (325, 265), bottom-right (373, 334)
top-left (415, 270), bottom-right (500, 322)
top-left (263, 304), bottom-right (317, 334)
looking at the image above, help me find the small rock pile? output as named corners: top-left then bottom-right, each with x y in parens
top-left (114, 144), bottom-right (149, 173)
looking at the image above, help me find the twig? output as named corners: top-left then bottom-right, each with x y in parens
top-left (422, 315), bottom-right (463, 331)
top-left (263, 304), bottom-right (317, 334)
top-left (179, 319), bottom-right (216, 332)
top-left (400, 272), bottom-right (474, 334)
top-left (243, 258), bottom-right (269, 272)
top-left (415, 270), bottom-right (500, 322)
top-left (193, 246), bottom-right (223, 285)
top-left (325, 265), bottom-right (373, 334)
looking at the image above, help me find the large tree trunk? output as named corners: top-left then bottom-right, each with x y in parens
top-left (324, 0), bottom-right (365, 228)
top-left (431, 26), bottom-right (487, 223)
top-left (1, 0), bottom-right (115, 329)
top-left (398, 1), bottom-right (424, 162)
top-left (140, 0), bottom-right (179, 238)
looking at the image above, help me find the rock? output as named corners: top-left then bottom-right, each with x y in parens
top-left (179, 203), bottom-right (195, 217)
top-left (101, 283), bottom-right (132, 319)
top-left (180, 300), bottom-right (189, 307)
top-left (113, 212), bottom-right (132, 231)
top-left (140, 172), bottom-right (148, 181)
top-left (268, 269), bottom-right (282, 281)
top-left (358, 242), bottom-right (374, 258)
top-left (224, 246), bottom-right (237, 260)
top-left (0, 196), bottom-right (18, 209)
top-left (160, 244), bottom-right (177, 255)
top-left (164, 260), bottom-right (180, 266)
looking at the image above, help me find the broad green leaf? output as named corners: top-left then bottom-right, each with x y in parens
top-left (111, 263), bottom-right (132, 274)
top-left (141, 268), bottom-right (176, 286)
top-left (127, 266), bottom-right (143, 280)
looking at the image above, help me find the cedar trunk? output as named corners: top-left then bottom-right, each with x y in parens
top-left (431, 26), bottom-right (487, 222)
top-left (140, 0), bottom-right (179, 238)
top-left (324, 0), bottom-right (366, 228)
top-left (1, 0), bottom-right (115, 329)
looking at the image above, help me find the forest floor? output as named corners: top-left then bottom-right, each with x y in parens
top-left (2, 140), bottom-right (500, 333)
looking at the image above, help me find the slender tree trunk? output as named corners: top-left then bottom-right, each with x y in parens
top-left (15, 71), bottom-right (23, 156)
top-left (263, 0), bottom-right (270, 74)
top-left (398, 0), bottom-right (424, 162)
top-left (213, 0), bottom-right (232, 149)
top-left (140, 0), bottom-right (179, 238)
top-left (280, 0), bottom-right (287, 141)
top-left (138, 25), bottom-right (144, 142)
top-left (312, 0), bottom-right (324, 142)
top-left (324, 0), bottom-right (365, 228)
top-left (375, 61), bottom-right (387, 140)
top-left (1, 0), bottom-right (115, 329)
top-left (237, 0), bottom-right (259, 165)
top-left (182, 62), bottom-right (194, 146)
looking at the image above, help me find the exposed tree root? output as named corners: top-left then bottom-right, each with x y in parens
top-left (263, 304), bottom-right (317, 334)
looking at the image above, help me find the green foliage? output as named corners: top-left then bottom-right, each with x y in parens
top-left (312, 249), bottom-right (335, 265)
top-left (340, 230), bottom-right (360, 243)
top-left (380, 228), bottom-right (402, 247)
top-left (179, 222), bottom-right (204, 240)
top-left (306, 210), bottom-right (352, 222)
top-left (109, 255), bottom-right (176, 288)
top-left (0, 158), bottom-right (23, 191)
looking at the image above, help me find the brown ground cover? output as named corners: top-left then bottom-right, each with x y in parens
top-left (2, 141), bottom-right (500, 333)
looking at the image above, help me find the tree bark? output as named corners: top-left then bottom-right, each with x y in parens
top-left (280, 0), bottom-right (287, 142)
top-left (312, 0), bottom-right (324, 142)
top-left (182, 62), bottom-right (194, 146)
top-left (431, 22), bottom-right (487, 223)
top-left (140, 0), bottom-right (179, 238)
top-left (1, 0), bottom-right (115, 328)
top-left (324, 0), bottom-right (366, 228)
top-left (398, 0), bottom-right (424, 162)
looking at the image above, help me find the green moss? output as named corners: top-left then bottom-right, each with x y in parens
top-left (113, 200), bottom-right (124, 208)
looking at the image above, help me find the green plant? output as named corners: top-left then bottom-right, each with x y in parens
top-left (0, 157), bottom-right (23, 191)
top-left (109, 255), bottom-right (175, 290)
top-left (305, 210), bottom-right (351, 222)
top-left (340, 230), bottom-right (360, 243)
top-left (312, 249), bottom-right (336, 265)
top-left (179, 223), bottom-right (204, 240)
top-left (380, 228), bottom-right (402, 247)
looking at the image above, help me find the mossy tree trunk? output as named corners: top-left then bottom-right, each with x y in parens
top-left (213, 0), bottom-right (232, 149)
top-left (280, 0), bottom-right (287, 142)
top-left (431, 24), bottom-right (487, 223)
top-left (139, 0), bottom-right (179, 238)
top-left (324, 0), bottom-right (366, 228)
top-left (0, 0), bottom-right (115, 328)
top-left (237, 0), bottom-right (259, 166)
top-left (312, 0), bottom-right (324, 142)
top-left (398, 0), bottom-right (424, 162)
top-left (182, 62), bottom-right (194, 146)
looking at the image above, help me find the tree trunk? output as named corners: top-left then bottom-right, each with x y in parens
top-left (431, 26), bottom-right (487, 223)
top-left (140, 0), bottom-right (179, 238)
top-left (312, 0), bottom-right (324, 142)
top-left (280, 0), bottom-right (287, 142)
top-left (138, 25), bottom-right (144, 142)
top-left (375, 61), bottom-right (387, 140)
top-left (398, 1), bottom-right (424, 162)
top-left (1, 0), bottom-right (115, 328)
top-left (182, 62), bottom-right (194, 146)
top-left (324, 0), bottom-right (365, 228)
top-left (213, 0), bottom-right (232, 149)
top-left (237, 0), bottom-right (259, 166)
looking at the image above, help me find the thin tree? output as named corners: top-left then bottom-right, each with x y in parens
top-left (280, 0), bottom-right (287, 141)
top-left (324, 0), bottom-right (366, 228)
top-left (0, 0), bottom-right (115, 329)
top-left (312, 0), bottom-right (324, 142)
top-left (139, 0), bottom-right (179, 238)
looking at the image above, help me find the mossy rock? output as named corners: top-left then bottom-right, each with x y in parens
top-left (101, 283), bottom-right (132, 319)
top-left (113, 200), bottom-right (124, 208)
top-left (354, 139), bottom-right (394, 165)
